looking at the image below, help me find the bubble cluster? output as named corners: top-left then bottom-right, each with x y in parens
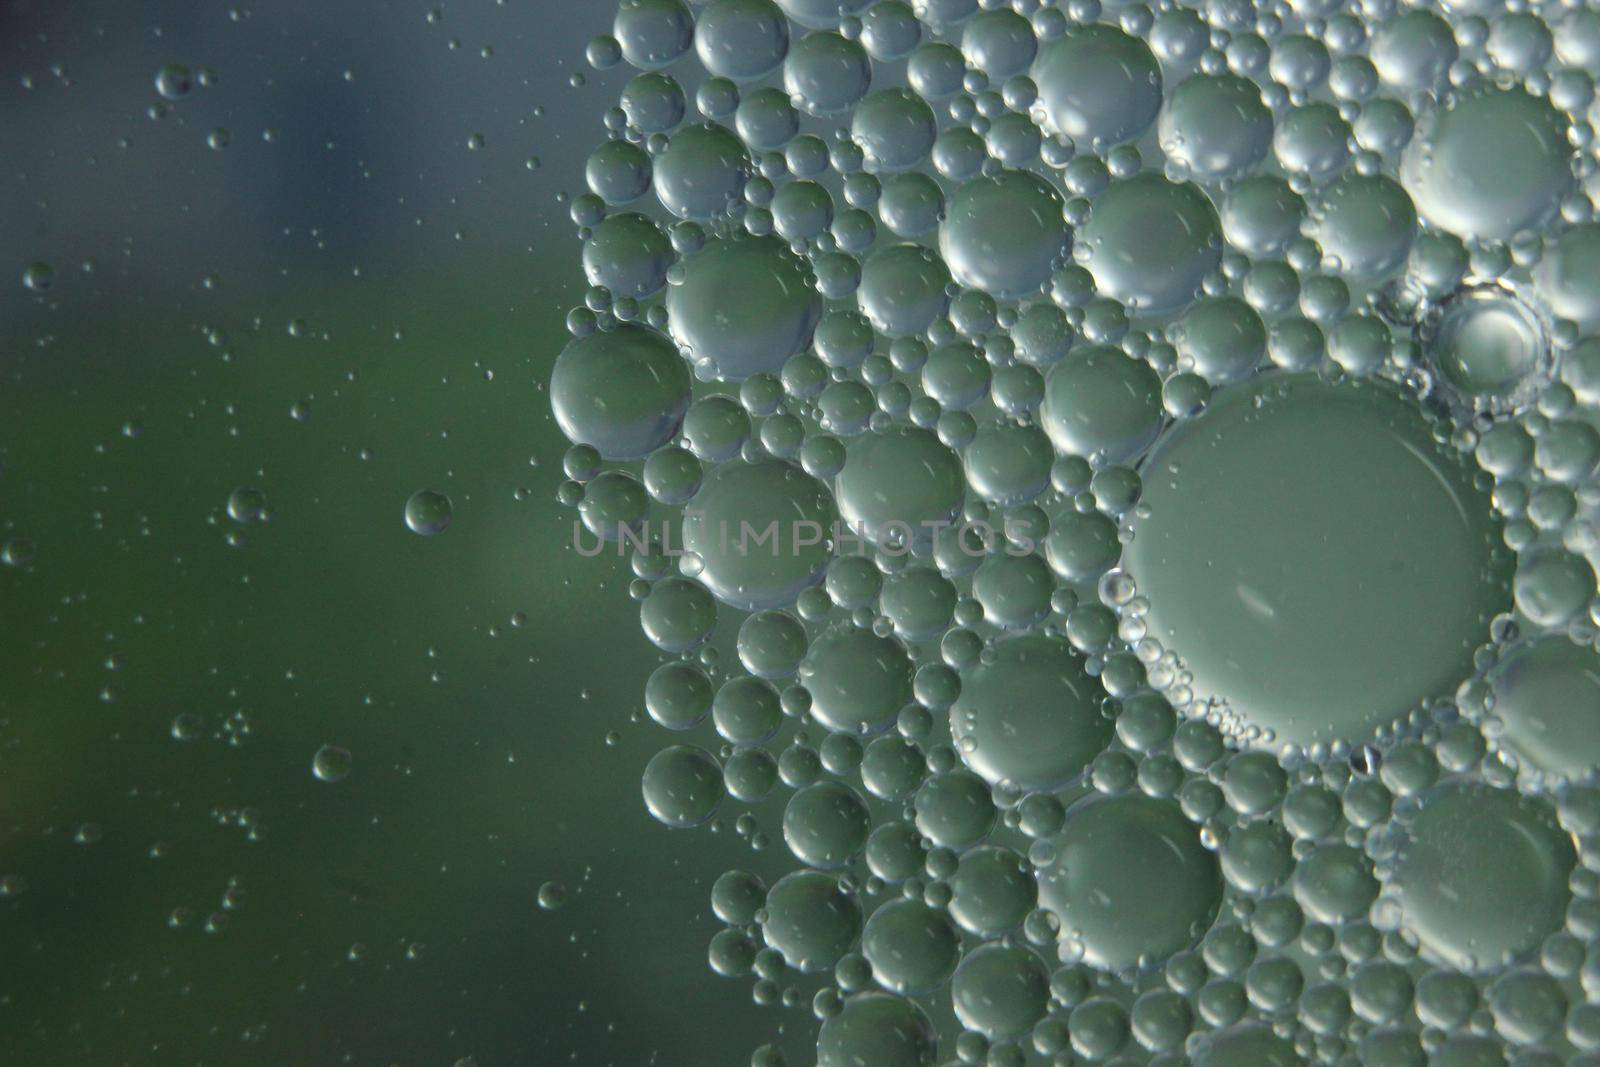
top-left (556, 0), bottom-right (1600, 1061)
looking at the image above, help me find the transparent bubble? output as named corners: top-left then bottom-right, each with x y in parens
top-left (1401, 87), bottom-right (1574, 242)
top-left (762, 869), bottom-right (862, 972)
top-left (1370, 9), bottom-right (1457, 94)
top-left (1308, 174), bottom-right (1417, 280)
top-left (783, 781), bottom-right (870, 868)
top-left (1291, 843), bottom-right (1377, 924)
top-left (312, 744), bottom-right (352, 783)
top-left (939, 171), bottom-right (1067, 300)
top-left (1041, 344), bottom-right (1164, 463)
top-left (1390, 783), bottom-right (1574, 973)
top-left (713, 676), bottom-right (783, 747)
top-left (861, 898), bottom-right (959, 994)
top-left (962, 423), bottom-right (1052, 505)
top-left (950, 635), bottom-right (1110, 791)
top-left (877, 172), bottom-right (944, 238)
top-left (798, 624), bottom-right (914, 736)
top-left (680, 458), bottom-right (836, 611)
top-left (154, 63), bottom-right (193, 100)
top-left (695, 0), bottom-right (789, 82)
top-left (1037, 794), bottom-right (1221, 972)
top-left (667, 235), bottom-right (821, 381)
top-left (551, 324), bottom-right (691, 459)
top-left (1513, 549), bottom-right (1596, 629)
top-left (645, 661), bottom-right (714, 730)
top-left (642, 744), bottom-right (725, 828)
top-left (783, 30), bottom-right (872, 116)
top-left (639, 576), bottom-right (719, 652)
top-left (946, 845), bottom-right (1035, 939)
top-left (1078, 173), bottom-right (1221, 316)
top-left (614, 0), bottom-right (696, 70)
top-left (835, 426), bottom-right (965, 548)
top-left (654, 122), bottom-right (749, 220)
top-left (1175, 296), bottom-right (1265, 385)
top-left (815, 992), bottom-right (936, 1067)
top-left (912, 769), bottom-right (996, 850)
top-left (1158, 73), bottom-right (1273, 181)
top-left (1033, 25), bottom-right (1162, 149)
top-left (1125, 373), bottom-right (1510, 751)
top-left (1535, 222), bottom-right (1600, 331)
top-left (951, 941), bottom-right (1049, 1039)
top-left (1428, 284), bottom-right (1552, 413)
top-left (404, 490), bottom-right (453, 536)
top-left (850, 89), bottom-right (937, 172)
top-left (857, 243), bottom-right (951, 337)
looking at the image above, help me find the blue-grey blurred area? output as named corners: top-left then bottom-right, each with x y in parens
top-left (0, 1), bottom-right (802, 1064)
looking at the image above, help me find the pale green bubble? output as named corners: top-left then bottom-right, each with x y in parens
top-left (1513, 548), bottom-right (1596, 629)
top-left (1222, 175), bottom-right (1306, 258)
top-left (1290, 842), bottom-right (1377, 924)
top-left (645, 661), bottom-right (713, 730)
top-left (666, 235), bottom-right (821, 381)
top-left (582, 212), bottom-right (673, 298)
top-left (1429, 285), bottom-right (1553, 412)
top-left (639, 576), bottom-right (719, 652)
top-left (653, 121), bottom-right (749, 220)
top-left (1041, 344), bottom-right (1164, 463)
top-left (851, 88), bottom-right (937, 172)
top-left (913, 769), bottom-right (996, 850)
top-left (613, 0), bottom-right (695, 71)
top-left (1192, 1023), bottom-right (1306, 1067)
top-left (783, 29), bottom-right (872, 116)
top-left (861, 898), bottom-right (960, 994)
top-left (1401, 87), bottom-right (1574, 241)
top-left (551, 324), bottom-right (691, 460)
top-left (1038, 794), bottom-right (1221, 972)
top-left (1487, 636), bottom-right (1600, 784)
top-left (1032, 25), bottom-right (1162, 149)
top-left (762, 869), bottom-right (863, 972)
top-left (713, 676), bottom-right (783, 746)
top-left (950, 635), bottom-right (1111, 791)
top-left (938, 170), bottom-right (1067, 300)
top-left (920, 342), bottom-right (991, 410)
top-left (1158, 73), bottom-right (1273, 181)
top-left (680, 458), bottom-right (836, 611)
top-left (960, 8), bottom-right (1036, 79)
top-left (1308, 173), bottom-right (1417, 280)
top-left (798, 624), bottom-right (915, 736)
top-left (1535, 222), bottom-right (1600, 331)
top-left (1175, 295), bottom-right (1266, 384)
top-left (815, 992), bottom-right (937, 1067)
top-left (835, 426), bottom-right (965, 547)
top-left (695, 0), bottom-right (789, 82)
top-left (946, 845), bottom-right (1035, 939)
top-left (857, 243), bottom-right (952, 338)
top-left (1125, 373), bottom-right (1510, 751)
top-left (879, 565), bottom-right (956, 642)
top-left (1371, 9), bottom-right (1457, 93)
top-left (736, 609), bottom-right (808, 678)
top-left (877, 172), bottom-right (944, 238)
top-left (1273, 101), bottom-right (1351, 181)
top-left (1043, 510), bottom-right (1122, 584)
top-left (783, 781), bottom-right (870, 868)
top-left (775, 0), bottom-right (870, 29)
top-left (1391, 784), bottom-right (1574, 973)
top-left (1077, 173), bottom-right (1221, 316)
top-left (962, 423), bottom-right (1052, 505)
top-left (950, 941), bottom-right (1049, 1039)
top-left (641, 744), bottom-right (725, 828)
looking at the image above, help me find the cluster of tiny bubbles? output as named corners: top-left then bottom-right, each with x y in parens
top-left (554, 0), bottom-right (1600, 1063)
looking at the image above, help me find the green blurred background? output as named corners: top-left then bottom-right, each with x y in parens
top-left (0, 1), bottom-right (802, 1063)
